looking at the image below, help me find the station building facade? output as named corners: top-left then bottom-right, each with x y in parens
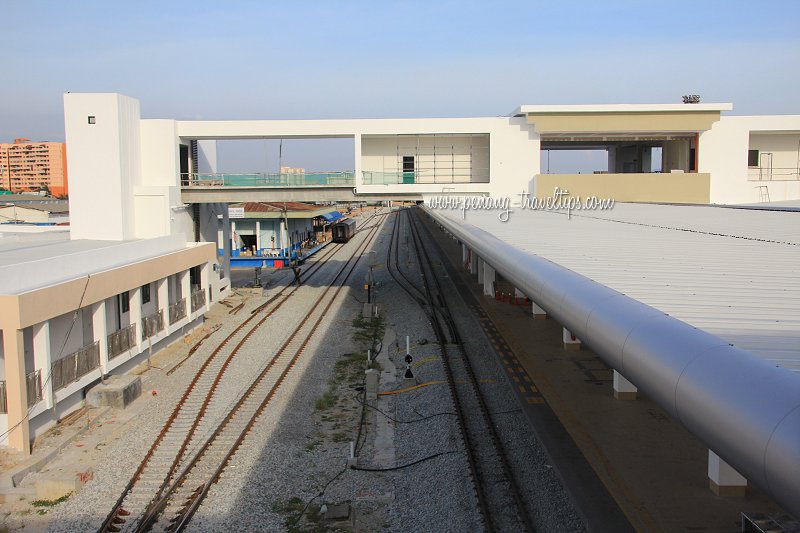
top-left (0, 94), bottom-right (230, 454)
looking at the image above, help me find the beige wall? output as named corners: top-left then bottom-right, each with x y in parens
top-left (534, 173), bottom-right (710, 204)
top-left (0, 243), bottom-right (215, 331)
top-left (527, 112), bottom-right (721, 134)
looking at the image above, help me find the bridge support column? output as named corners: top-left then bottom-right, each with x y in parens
top-left (613, 370), bottom-right (638, 400)
top-left (462, 244), bottom-right (469, 269)
top-left (483, 262), bottom-right (495, 296)
top-left (708, 450), bottom-right (747, 497)
top-left (222, 205), bottom-right (231, 281)
top-left (563, 328), bottom-right (581, 350)
top-left (532, 301), bottom-right (547, 319)
top-left (469, 250), bottom-right (478, 275)
top-left (477, 257), bottom-right (485, 284)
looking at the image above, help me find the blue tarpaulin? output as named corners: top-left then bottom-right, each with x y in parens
top-left (320, 211), bottom-right (344, 222)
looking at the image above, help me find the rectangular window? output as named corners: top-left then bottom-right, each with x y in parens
top-left (748, 149), bottom-right (760, 167)
top-left (88, 116), bottom-right (96, 124)
top-left (142, 283), bottom-right (151, 304)
top-left (120, 291), bottom-right (130, 313)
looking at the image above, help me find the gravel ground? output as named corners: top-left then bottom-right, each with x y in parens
top-left (5, 207), bottom-right (587, 532)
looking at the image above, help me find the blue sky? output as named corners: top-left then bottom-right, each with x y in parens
top-left (2, 0), bottom-right (799, 171)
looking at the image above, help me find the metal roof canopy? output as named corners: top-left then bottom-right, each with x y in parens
top-left (424, 203), bottom-right (800, 516)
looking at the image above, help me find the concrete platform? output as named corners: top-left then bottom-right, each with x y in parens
top-left (86, 374), bottom-right (141, 409)
top-left (423, 214), bottom-right (788, 533)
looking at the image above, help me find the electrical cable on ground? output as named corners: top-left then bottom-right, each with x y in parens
top-left (350, 450), bottom-right (461, 472)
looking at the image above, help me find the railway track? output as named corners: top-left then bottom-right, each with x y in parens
top-left (99, 210), bottom-right (388, 533)
top-left (392, 208), bottom-right (534, 533)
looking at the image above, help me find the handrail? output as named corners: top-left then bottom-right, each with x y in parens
top-left (747, 167), bottom-right (800, 181)
top-left (108, 323), bottom-right (137, 359)
top-left (180, 171), bottom-right (355, 187)
top-left (191, 289), bottom-right (206, 313)
top-left (168, 298), bottom-right (187, 324)
top-left (142, 310), bottom-right (165, 340)
top-left (52, 341), bottom-right (100, 391)
top-left (425, 206), bottom-right (800, 517)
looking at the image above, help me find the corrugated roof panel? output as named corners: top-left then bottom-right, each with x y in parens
top-left (434, 203), bottom-right (800, 372)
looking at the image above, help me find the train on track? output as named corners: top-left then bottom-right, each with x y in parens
top-left (332, 218), bottom-right (357, 243)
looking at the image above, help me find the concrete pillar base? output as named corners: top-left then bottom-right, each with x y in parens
top-left (563, 328), bottom-right (581, 350)
top-left (709, 479), bottom-right (746, 497)
top-left (613, 370), bottom-right (638, 401)
top-left (532, 302), bottom-right (547, 320)
top-left (483, 262), bottom-right (496, 296)
top-left (708, 450), bottom-right (747, 497)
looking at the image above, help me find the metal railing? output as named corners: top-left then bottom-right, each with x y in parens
top-left (169, 298), bottom-right (187, 324)
top-left (108, 323), bottom-right (137, 360)
top-left (26, 370), bottom-right (42, 407)
top-left (0, 381), bottom-right (6, 414)
top-left (142, 310), bottom-right (165, 340)
top-left (181, 172), bottom-right (355, 187)
top-left (747, 167), bottom-right (800, 181)
top-left (191, 289), bottom-right (206, 313)
top-left (361, 170), bottom-right (490, 185)
top-left (52, 341), bottom-right (100, 391)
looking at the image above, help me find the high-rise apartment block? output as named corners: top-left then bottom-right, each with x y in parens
top-left (0, 138), bottom-right (68, 196)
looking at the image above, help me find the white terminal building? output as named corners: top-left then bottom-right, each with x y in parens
top-left (0, 92), bottom-right (798, 515)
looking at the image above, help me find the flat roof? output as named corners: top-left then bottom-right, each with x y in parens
top-left (0, 233), bottom-right (197, 295)
top-left (429, 203), bottom-right (800, 372)
top-left (512, 103), bottom-right (733, 115)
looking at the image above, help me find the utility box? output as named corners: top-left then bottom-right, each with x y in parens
top-left (86, 375), bottom-right (141, 409)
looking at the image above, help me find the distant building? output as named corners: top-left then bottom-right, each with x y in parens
top-left (0, 139), bottom-right (68, 196)
top-left (279, 166), bottom-right (305, 174)
top-left (222, 201), bottom-right (342, 268)
top-left (0, 201), bottom-right (69, 225)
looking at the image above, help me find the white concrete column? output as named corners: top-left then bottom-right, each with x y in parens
top-left (708, 450), bottom-right (747, 496)
top-left (469, 250), bottom-right (478, 275)
top-left (563, 327), bottom-right (581, 350)
top-left (613, 370), bottom-right (638, 400)
top-left (181, 269), bottom-right (191, 313)
top-left (201, 262), bottom-right (211, 308)
top-left (255, 220), bottom-right (261, 251)
top-left (222, 205), bottom-right (231, 281)
top-left (157, 277), bottom-right (168, 329)
top-left (32, 321), bottom-right (53, 409)
top-left (532, 301), bottom-right (547, 319)
top-left (129, 287), bottom-right (142, 353)
top-left (483, 262), bottom-right (496, 296)
top-left (3, 329), bottom-right (30, 454)
top-left (477, 257), bottom-right (485, 284)
top-left (461, 244), bottom-right (468, 269)
top-left (91, 301), bottom-right (109, 376)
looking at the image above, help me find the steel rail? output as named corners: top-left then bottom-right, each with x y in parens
top-left (138, 215), bottom-right (386, 531)
top-left (97, 237), bottom-right (345, 532)
top-left (407, 208), bottom-right (534, 532)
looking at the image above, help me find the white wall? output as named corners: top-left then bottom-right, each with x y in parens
top-left (361, 134), bottom-right (490, 182)
top-left (749, 133), bottom-right (800, 180)
top-left (197, 140), bottom-right (218, 173)
top-left (64, 93), bottom-right (141, 240)
top-left (700, 115), bottom-right (800, 204)
top-left (174, 115), bottom-right (539, 199)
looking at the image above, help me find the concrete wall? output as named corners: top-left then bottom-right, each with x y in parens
top-left (534, 172), bottom-right (710, 204)
top-left (748, 133), bottom-right (800, 180)
top-left (175, 115), bottom-right (538, 199)
top-left (361, 134), bottom-right (490, 182)
top-left (64, 93), bottom-right (140, 240)
top-left (700, 115), bottom-right (800, 203)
